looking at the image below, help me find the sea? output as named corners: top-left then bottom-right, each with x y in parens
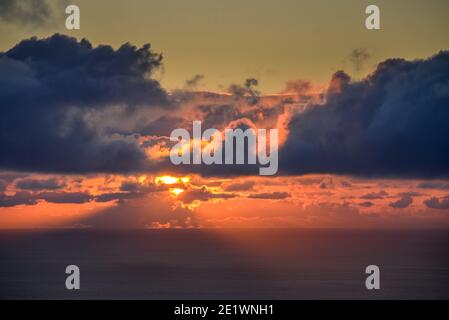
top-left (0, 229), bottom-right (448, 299)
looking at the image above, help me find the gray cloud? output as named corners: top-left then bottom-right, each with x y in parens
top-left (389, 195), bottom-right (413, 209)
top-left (178, 186), bottom-right (237, 204)
top-left (0, 34), bottom-right (169, 174)
top-left (0, 191), bottom-right (37, 207)
top-left (15, 178), bottom-right (66, 190)
top-left (37, 191), bottom-right (92, 204)
top-left (358, 201), bottom-right (374, 208)
top-left (224, 180), bottom-right (255, 192)
top-left (247, 192), bottom-right (290, 200)
top-left (361, 191), bottom-right (388, 200)
top-left (281, 51), bottom-right (449, 179)
top-left (424, 196), bottom-right (449, 210)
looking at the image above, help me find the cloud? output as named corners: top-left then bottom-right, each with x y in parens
top-left (37, 191), bottom-right (93, 204)
top-left (15, 178), bottom-right (66, 190)
top-left (94, 192), bottom-right (142, 203)
top-left (178, 186), bottom-right (237, 204)
top-left (247, 192), bottom-right (290, 200)
top-left (76, 195), bottom-right (199, 229)
top-left (184, 74), bottom-right (204, 89)
top-left (281, 51), bottom-right (449, 178)
top-left (0, 191), bottom-right (37, 207)
top-left (361, 191), bottom-right (388, 200)
top-left (228, 78), bottom-right (260, 105)
top-left (417, 181), bottom-right (449, 190)
top-left (0, 188), bottom-right (152, 207)
top-left (0, 180), bottom-right (7, 192)
top-left (389, 195), bottom-right (413, 209)
top-left (358, 201), bottom-right (374, 208)
top-left (198, 104), bottom-right (242, 130)
top-left (424, 196), bottom-right (449, 210)
top-left (319, 177), bottom-right (334, 189)
top-left (348, 48), bottom-right (371, 72)
top-left (224, 180), bottom-right (255, 192)
top-left (0, 34), bottom-right (169, 174)
top-left (282, 80), bottom-right (312, 95)
top-left (0, 0), bottom-right (52, 26)
top-left (2, 34), bottom-right (449, 182)
top-left (139, 115), bottom-right (190, 136)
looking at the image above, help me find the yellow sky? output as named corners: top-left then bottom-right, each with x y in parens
top-left (1, 0), bottom-right (448, 92)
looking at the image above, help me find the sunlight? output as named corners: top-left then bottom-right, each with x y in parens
top-left (155, 175), bottom-right (190, 185)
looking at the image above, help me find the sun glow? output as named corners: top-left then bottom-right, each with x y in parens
top-left (170, 188), bottom-right (185, 196)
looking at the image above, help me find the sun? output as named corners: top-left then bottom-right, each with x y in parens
top-left (155, 175), bottom-right (190, 185)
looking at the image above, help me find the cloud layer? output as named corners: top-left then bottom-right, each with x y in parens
top-left (1, 34), bottom-right (449, 182)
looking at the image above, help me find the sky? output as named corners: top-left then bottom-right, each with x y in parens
top-left (0, 0), bottom-right (449, 229)
top-left (1, 0), bottom-right (449, 92)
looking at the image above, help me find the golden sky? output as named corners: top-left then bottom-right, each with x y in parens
top-left (1, 0), bottom-right (448, 92)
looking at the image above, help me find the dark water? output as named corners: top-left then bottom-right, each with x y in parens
top-left (0, 229), bottom-right (448, 299)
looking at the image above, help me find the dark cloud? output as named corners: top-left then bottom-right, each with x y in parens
top-left (389, 195), bottom-right (413, 209)
top-left (361, 191), bottom-right (388, 200)
top-left (0, 188), bottom-right (151, 207)
top-left (37, 191), bottom-right (92, 204)
top-left (424, 196), bottom-right (449, 210)
top-left (0, 191), bottom-right (37, 207)
top-left (358, 201), bottom-right (374, 208)
top-left (15, 177), bottom-right (65, 190)
top-left (120, 181), bottom-right (142, 192)
top-left (0, 34), bottom-right (169, 174)
top-left (281, 51), bottom-right (449, 179)
top-left (247, 192), bottom-right (290, 200)
top-left (0, 172), bottom-right (26, 191)
top-left (224, 180), bottom-right (255, 192)
top-left (319, 177), bottom-right (334, 189)
top-left (119, 180), bottom-right (164, 193)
